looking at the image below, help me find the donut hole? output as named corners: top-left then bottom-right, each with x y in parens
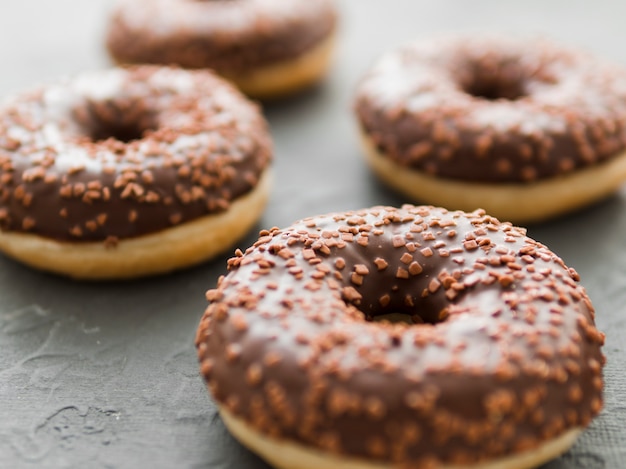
top-left (78, 100), bottom-right (158, 144)
top-left (366, 308), bottom-right (448, 348)
top-left (464, 79), bottom-right (526, 101)
top-left (461, 62), bottom-right (528, 101)
top-left (370, 312), bottom-right (426, 325)
top-left (359, 301), bottom-right (448, 327)
top-left (90, 119), bottom-right (154, 143)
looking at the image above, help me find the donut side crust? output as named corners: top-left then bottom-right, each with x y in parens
top-left (219, 405), bottom-right (582, 469)
top-left (361, 132), bottom-right (626, 223)
top-left (223, 33), bottom-right (336, 99)
top-left (0, 169), bottom-right (271, 280)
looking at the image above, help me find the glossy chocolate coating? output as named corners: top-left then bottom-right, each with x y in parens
top-left (106, 0), bottom-right (338, 73)
top-left (354, 36), bottom-right (626, 183)
top-left (0, 66), bottom-right (272, 242)
top-left (196, 205), bottom-right (604, 466)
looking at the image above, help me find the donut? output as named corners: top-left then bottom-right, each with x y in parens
top-left (105, 0), bottom-right (338, 99)
top-left (195, 205), bottom-right (605, 469)
top-left (354, 36), bottom-right (626, 223)
top-left (0, 66), bottom-right (272, 280)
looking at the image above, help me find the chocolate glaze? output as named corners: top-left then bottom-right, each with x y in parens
top-left (196, 205), bottom-right (605, 467)
top-left (354, 36), bottom-right (626, 183)
top-left (0, 66), bottom-right (272, 242)
top-left (106, 0), bottom-right (338, 73)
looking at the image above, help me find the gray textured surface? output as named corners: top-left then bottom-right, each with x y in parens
top-left (1, 1), bottom-right (626, 468)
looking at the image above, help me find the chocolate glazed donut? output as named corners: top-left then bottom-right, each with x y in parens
top-left (196, 205), bottom-right (605, 469)
top-left (0, 66), bottom-right (272, 279)
top-left (106, 0), bottom-right (338, 98)
top-left (354, 36), bottom-right (626, 223)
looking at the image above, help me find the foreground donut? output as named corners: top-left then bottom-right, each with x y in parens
top-left (354, 36), bottom-right (626, 223)
top-left (196, 205), bottom-right (605, 469)
top-left (106, 0), bottom-right (338, 99)
top-left (0, 66), bottom-right (272, 279)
